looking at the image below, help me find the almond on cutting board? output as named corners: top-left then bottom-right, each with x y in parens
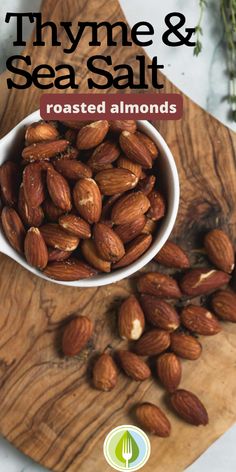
top-left (135, 329), bottom-right (170, 356)
top-left (62, 316), bottom-right (93, 356)
top-left (211, 290), bottom-right (236, 322)
top-left (154, 241), bottom-right (190, 268)
top-left (170, 333), bottom-right (202, 360)
top-left (137, 272), bottom-right (182, 298)
top-left (180, 268), bottom-right (230, 296)
top-left (118, 295), bottom-right (145, 341)
top-left (181, 305), bottom-right (221, 335)
top-left (170, 389), bottom-right (208, 426)
top-left (140, 295), bottom-right (180, 331)
top-left (93, 353), bottom-right (118, 391)
top-left (156, 353), bottom-right (182, 392)
top-left (117, 350), bottom-right (151, 381)
top-left (135, 403), bottom-right (171, 437)
top-left (204, 229), bottom-right (235, 273)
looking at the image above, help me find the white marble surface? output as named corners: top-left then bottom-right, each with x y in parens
top-left (0, 1), bottom-right (236, 471)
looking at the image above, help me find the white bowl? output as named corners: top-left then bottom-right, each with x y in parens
top-left (0, 110), bottom-right (179, 287)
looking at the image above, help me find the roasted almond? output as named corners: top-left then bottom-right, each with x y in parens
top-left (118, 350), bottom-right (151, 381)
top-left (154, 241), bottom-right (190, 269)
top-left (59, 214), bottom-right (91, 239)
top-left (118, 295), bottom-right (145, 340)
top-left (180, 268), bottom-right (230, 296)
top-left (114, 215), bottom-right (146, 243)
top-left (73, 178), bottom-right (102, 224)
top-left (24, 227), bottom-right (48, 269)
top-left (141, 295), bottom-right (180, 331)
top-left (137, 175), bottom-right (156, 195)
top-left (62, 316), bottom-right (93, 356)
top-left (22, 140), bottom-right (69, 161)
top-left (111, 191), bottom-right (150, 225)
top-left (54, 159), bottom-right (92, 180)
top-left (23, 163), bottom-right (46, 208)
top-left (120, 131), bottom-right (152, 168)
top-left (101, 193), bottom-right (122, 221)
top-left (113, 234), bottom-right (152, 269)
top-left (88, 140), bottom-right (120, 171)
top-left (147, 190), bottom-right (166, 221)
top-left (54, 145), bottom-right (79, 161)
top-left (76, 120), bottom-right (109, 150)
top-left (40, 223), bottom-right (79, 251)
top-left (95, 168), bottom-right (138, 196)
top-left (1, 207), bottom-right (25, 253)
top-left (18, 184), bottom-right (44, 227)
top-left (0, 161), bottom-right (19, 206)
top-left (93, 353), bottom-right (118, 391)
top-left (93, 223), bottom-right (125, 262)
top-left (181, 305), bottom-right (221, 335)
top-left (42, 198), bottom-right (65, 222)
top-left (157, 353), bottom-right (182, 392)
top-left (44, 259), bottom-right (96, 281)
top-left (135, 403), bottom-right (171, 437)
top-left (142, 218), bottom-right (157, 235)
top-left (46, 167), bottom-right (72, 211)
top-left (137, 272), bottom-right (182, 298)
top-left (109, 120), bottom-right (137, 134)
top-left (25, 121), bottom-right (59, 145)
top-left (212, 290), bottom-right (236, 322)
top-left (81, 239), bottom-right (111, 273)
top-left (48, 248), bottom-right (72, 262)
top-left (136, 131), bottom-right (159, 159)
top-left (135, 329), bottom-right (170, 356)
top-left (170, 333), bottom-right (202, 360)
top-left (204, 229), bottom-right (235, 273)
top-left (64, 128), bottom-right (77, 144)
top-left (117, 155), bottom-right (142, 179)
top-left (61, 120), bottom-right (93, 129)
top-left (170, 389), bottom-right (208, 426)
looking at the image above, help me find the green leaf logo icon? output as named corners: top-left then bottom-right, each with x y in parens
top-left (115, 430), bottom-right (139, 466)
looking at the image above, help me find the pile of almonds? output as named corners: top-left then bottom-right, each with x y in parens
top-left (0, 119), bottom-right (165, 281)
top-left (62, 228), bottom-right (236, 437)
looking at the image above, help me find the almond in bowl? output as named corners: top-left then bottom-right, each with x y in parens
top-left (0, 114), bottom-right (179, 286)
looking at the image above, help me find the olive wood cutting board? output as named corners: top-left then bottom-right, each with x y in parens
top-left (0, 1), bottom-right (236, 471)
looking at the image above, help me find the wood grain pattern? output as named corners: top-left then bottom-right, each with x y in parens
top-left (0, 1), bottom-right (236, 471)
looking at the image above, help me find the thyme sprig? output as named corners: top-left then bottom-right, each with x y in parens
top-left (195, 0), bottom-right (236, 122)
top-left (194, 0), bottom-right (207, 56)
top-left (220, 0), bottom-right (236, 121)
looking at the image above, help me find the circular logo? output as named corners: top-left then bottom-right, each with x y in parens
top-left (103, 425), bottom-right (150, 471)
